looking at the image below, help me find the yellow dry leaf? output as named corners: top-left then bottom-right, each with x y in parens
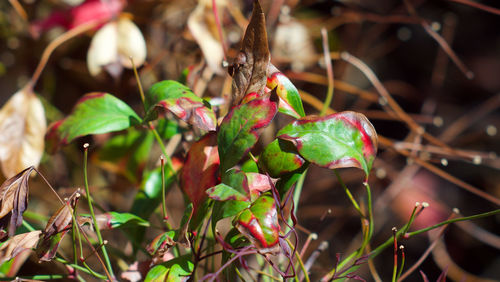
top-left (0, 88), bottom-right (46, 178)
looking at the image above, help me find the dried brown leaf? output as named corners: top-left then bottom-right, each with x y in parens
top-left (0, 166), bottom-right (35, 239)
top-left (229, 0), bottom-right (270, 105)
top-left (0, 88), bottom-right (46, 178)
top-left (0, 230), bottom-right (41, 264)
top-left (36, 189), bottom-right (80, 261)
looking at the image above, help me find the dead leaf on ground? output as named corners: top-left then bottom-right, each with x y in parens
top-left (0, 88), bottom-right (46, 179)
top-left (0, 166), bottom-right (35, 240)
top-left (36, 189), bottom-right (80, 261)
top-left (0, 230), bottom-right (42, 264)
top-left (229, 0), bottom-right (270, 106)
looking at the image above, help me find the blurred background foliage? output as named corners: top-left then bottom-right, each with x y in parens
top-left (0, 0), bottom-right (499, 280)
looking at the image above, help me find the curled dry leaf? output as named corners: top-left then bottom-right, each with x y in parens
top-left (0, 88), bottom-right (46, 179)
top-left (0, 230), bottom-right (42, 264)
top-left (87, 17), bottom-right (147, 77)
top-left (36, 190), bottom-right (80, 261)
top-left (0, 166), bottom-right (35, 240)
top-left (229, 0), bottom-right (270, 105)
top-left (187, 0), bottom-right (225, 75)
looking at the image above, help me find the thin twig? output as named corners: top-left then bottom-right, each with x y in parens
top-left (448, 0), bottom-right (500, 16)
top-left (320, 28), bottom-right (334, 116)
top-left (8, 0), bottom-right (28, 21)
top-left (212, 0), bottom-right (228, 61)
top-left (403, 0), bottom-right (473, 79)
top-left (29, 20), bottom-right (104, 89)
top-left (398, 213), bottom-right (456, 281)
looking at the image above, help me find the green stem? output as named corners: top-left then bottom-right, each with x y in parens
top-left (22, 219), bottom-right (35, 231)
top-left (334, 170), bottom-right (363, 217)
top-left (21, 220), bottom-right (106, 280)
top-left (150, 124), bottom-right (177, 176)
top-left (72, 210), bottom-right (78, 264)
top-left (83, 144), bottom-right (115, 279)
top-left (359, 182), bottom-right (374, 255)
top-left (396, 247), bottom-right (405, 280)
top-left (293, 170), bottom-right (307, 216)
top-left (54, 257), bottom-right (108, 280)
top-left (371, 208), bottom-right (500, 259)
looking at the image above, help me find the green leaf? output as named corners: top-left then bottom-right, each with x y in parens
top-left (207, 183), bottom-right (249, 202)
top-left (233, 193), bottom-right (280, 253)
top-left (96, 129), bottom-right (154, 183)
top-left (218, 98), bottom-right (277, 172)
top-left (157, 119), bottom-right (183, 139)
top-left (241, 158), bottom-right (259, 173)
top-left (267, 66), bottom-right (305, 118)
top-left (145, 80), bottom-right (216, 131)
top-left (144, 255), bottom-right (194, 282)
top-left (127, 164), bottom-right (179, 246)
top-left (46, 93), bottom-right (141, 149)
top-left (277, 111), bottom-right (378, 177)
top-left (258, 139), bottom-right (306, 178)
top-left (130, 165), bottom-right (178, 220)
top-left (275, 165), bottom-right (308, 199)
top-left (98, 212), bottom-right (150, 229)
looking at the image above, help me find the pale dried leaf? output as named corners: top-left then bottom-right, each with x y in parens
top-left (0, 166), bottom-right (35, 238)
top-left (0, 230), bottom-right (41, 264)
top-left (0, 89), bottom-right (46, 179)
top-left (187, 2), bottom-right (225, 75)
top-left (87, 17), bottom-right (147, 77)
top-left (87, 21), bottom-right (119, 76)
top-left (117, 18), bottom-right (147, 69)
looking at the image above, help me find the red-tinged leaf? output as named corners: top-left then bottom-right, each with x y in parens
top-left (258, 139), bottom-right (306, 178)
top-left (30, 0), bottom-right (124, 38)
top-left (207, 183), bottom-right (249, 202)
top-left (0, 166), bottom-right (35, 240)
top-left (267, 64), bottom-right (305, 118)
top-left (145, 80), bottom-right (216, 131)
top-left (278, 111), bottom-right (378, 177)
top-left (0, 231), bottom-right (41, 264)
top-left (45, 92), bottom-right (141, 152)
top-left (36, 190), bottom-right (80, 261)
top-left (218, 98), bottom-right (277, 172)
top-left (245, 173), bottom-right (273, 200)
top-left (233, 194), bottom-right (280, 253)
top-left (229, 0), bottom-right (270, 105)
top-left (147, 230), bottom-right (176, 265)
top-left (94, 212), bottom-right (149, 230)
top-left (181, 132), bottom-right (220, 214)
